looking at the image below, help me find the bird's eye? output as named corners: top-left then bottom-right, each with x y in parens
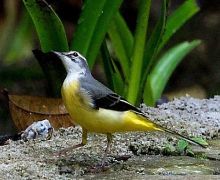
top-left (72, 52), bottom-right (78, 57)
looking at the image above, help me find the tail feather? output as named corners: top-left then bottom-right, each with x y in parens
top-left (134, 111), bottom-right (207, 148)
top-left (159, 125), bottom-right (207, 148)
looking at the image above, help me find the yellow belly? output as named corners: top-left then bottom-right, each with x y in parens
top-left (61, 81), bottom-right (125, 133)
top-left (61, 80), bottom-right (163, 133)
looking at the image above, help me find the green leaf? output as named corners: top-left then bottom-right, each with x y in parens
top-left (101, 40), bottom-right (124, 95)
top-left (101, 40), bottom-right (115, 90)
top-left (144, 40), bottom-right (201, 106)
top-left (127, 0), bottom-right (151, 104)
top-left (71, 0), bottom-right (123, 68)
top-left (158, 0), bottom-right (200, 51)
top-left (70, 1), bottom-right (106, 56)
top-left (23, 0), bottom-right (68, 52)
top-left (177, 139), bottom-right (188, 153)
top-left (113, 13), bottom-right (134, 58)
top-left (142, 0), bottom-right (168, 76)
top-left (140, 0), bottom-right (168, 97)
top-left (112, 73), bottom-right (125, 96)
top-left (108, 12), bottom-right (133, 80)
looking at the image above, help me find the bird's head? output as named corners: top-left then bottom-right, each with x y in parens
top-left (52, 51), bottom-right (90, 76)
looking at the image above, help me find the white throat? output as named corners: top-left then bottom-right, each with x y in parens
top-left (63, 71), bottom-right (85, 87)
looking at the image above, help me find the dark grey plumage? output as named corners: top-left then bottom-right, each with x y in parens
top-left (80, 75), bottom-right (139, 112)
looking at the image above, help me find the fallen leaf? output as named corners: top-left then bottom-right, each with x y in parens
top-left (8, 94), bottom-right (74, 131)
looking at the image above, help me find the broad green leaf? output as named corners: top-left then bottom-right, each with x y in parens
top-left (113, 13), bottom-right (134, 58)
top-left (23, 0), bottom-right (68, 96)
top-left (108, 13), bottom-right (133, 80)
top-left (101, 40), bottom-right (124, 95)
top-left (23, 0), bottom-right (68, 52)
top-left (142, 0), bottom-right (168, 82)
top-left (86, 0), bottom-right (123, 68)
top-left (140, 0), bottom-right (168, 98)
top-left (112, 73), bottom-right (124, 96)
top-left (101, 40), bottom-right (115, 90)
top-left (108, 19), bottom-right (129, 80)
top-left (71, 0), bottom-right (123, 68)
top-left (127, 0), bottom-right (151, 105)
top-left (144, 40), bottom-right (201, 106)
top-left (158, 0), bottom-right (200, 51)
top-left (70, 0), bottom-right (106, 56)
top-left (177, 139), bottom-right (188, 153)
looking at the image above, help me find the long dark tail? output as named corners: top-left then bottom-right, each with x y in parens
top-left (163, 128), bottom-right (207, 148)
top-left (134, 110), bottom-right (207, 148)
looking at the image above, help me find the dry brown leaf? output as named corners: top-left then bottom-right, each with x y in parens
top-left (8, 94), bottom-right (74, 131)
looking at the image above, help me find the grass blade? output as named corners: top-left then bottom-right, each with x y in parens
top-left (127, 0), bottom-right (151, 104)
top-left (144, 40), bottom-right (201, 106)
top-left (23, 0), bottom-right (68, 52)
top-left (158, 0), bottom-right (200, 51)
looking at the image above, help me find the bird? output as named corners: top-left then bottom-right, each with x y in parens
top-left (52, 50), bottom-right (206, 166)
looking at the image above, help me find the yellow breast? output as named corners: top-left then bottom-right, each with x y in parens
top-left (61, 80), bottom-right (163, 134)
top-left (61, 80), bottom-right (124, 133)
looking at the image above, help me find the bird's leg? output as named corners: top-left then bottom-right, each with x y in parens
top-left (56, 129), bottom-right (88, 156)
top-left (88, 133), bottom-right (112, 172)
top-left (101, 133), bottom-right (113, 167)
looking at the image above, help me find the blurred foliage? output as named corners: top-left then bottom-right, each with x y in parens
top-left (103, 0), bottom-right (201, 106)
top-left (0, 1), bottom-right (34, 64)
top-left (1, 0), bottom-right (202, 106)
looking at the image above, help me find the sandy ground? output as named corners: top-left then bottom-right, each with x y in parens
top-left (0, 96), bottom-right (220, 179)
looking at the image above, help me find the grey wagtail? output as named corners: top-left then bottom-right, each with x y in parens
top-left (52, 51), bottom-right (206, 165)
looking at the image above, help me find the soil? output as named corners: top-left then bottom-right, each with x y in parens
top-left (0, 96), bottom-right (220, 179)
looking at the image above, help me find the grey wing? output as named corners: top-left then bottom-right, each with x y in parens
top-left (80, 76), bottom-right (113, 107)
top-left (80, 76), bottom-right (141, 112)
